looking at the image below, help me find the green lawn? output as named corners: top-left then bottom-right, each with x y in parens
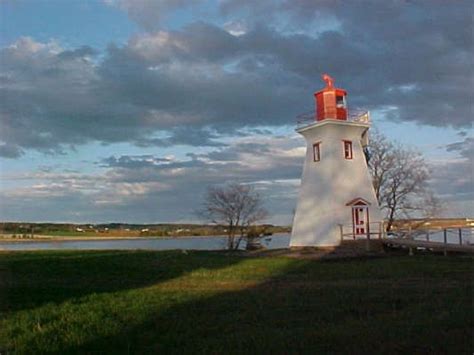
top-left (0, 250), bottom-right (472, 354)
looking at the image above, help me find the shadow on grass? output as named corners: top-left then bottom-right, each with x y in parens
top-left (1, 249), bottom-right (472, 354)
top-left (69, 255), bottom-right (472, 354)
top-left (0, 249), bottom-right (245, 313)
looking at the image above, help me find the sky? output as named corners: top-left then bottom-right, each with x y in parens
top-left (0, 0), bottom-right (472, 224)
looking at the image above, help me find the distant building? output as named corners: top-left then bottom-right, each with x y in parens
top-left (290, 75), bottom-right (382, 247)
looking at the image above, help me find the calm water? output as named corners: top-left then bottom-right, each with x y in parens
top-left (0, 234), bottom-right (291, 251)
top-left (1, 229), bottom-right (471, 251)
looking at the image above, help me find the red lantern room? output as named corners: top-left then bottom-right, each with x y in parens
top-left (314, 74), bottom-right (347, 121)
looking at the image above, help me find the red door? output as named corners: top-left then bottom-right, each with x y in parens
top-left (352, 206), bottom-right (368, 238)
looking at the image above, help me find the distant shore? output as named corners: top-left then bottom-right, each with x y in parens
top-left (0, 233), bottom-right (288, 243)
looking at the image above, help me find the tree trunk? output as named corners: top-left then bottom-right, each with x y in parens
top-left (386, 204), bottom-right (396, 232)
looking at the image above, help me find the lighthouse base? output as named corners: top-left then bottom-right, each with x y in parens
top-left (290, 223), bottom-right (342, 247)
top-left (288, 240), bottom-right (385, 257)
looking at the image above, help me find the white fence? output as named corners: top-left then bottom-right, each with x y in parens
top-left (338, 222), bottom-right (384, 241)
top-left (387, 227), bottom-right (473, 246)
top-left (338, 222), bottom-right (473, 246)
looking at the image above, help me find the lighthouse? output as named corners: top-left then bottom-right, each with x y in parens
top-left (290, 75), bottom-right (382, 247)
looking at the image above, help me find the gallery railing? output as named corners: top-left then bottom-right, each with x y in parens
top-left (296, 109), bottom-right (370, 130)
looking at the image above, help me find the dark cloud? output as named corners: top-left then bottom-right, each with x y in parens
top-left (1, 2), bottom-right (472, 159)
top-left (134, 127), bottom-right (227, 148)
top-left (105, 0), bottom-right (203, 31)
top-left (446, 137), bottom-right (474, 160)
top-left (205, 142), bottom-right (271, 161)
top-left (0, 143), bottom-right (22, 158)
top-left (220, 0), bottom-right (474, 125)
top-left (0, 31), bottom-right (309, 157)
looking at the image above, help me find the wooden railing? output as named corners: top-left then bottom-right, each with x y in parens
top-left (338, 222), bottom-right (474, 255)
top-left (339, 223), bottom-right (472, 243)
top-left (338, 222), bottom-right (385, 242)
top-left (386, 227), bottom-right (472, 245)
top-left (382, 227), bottom-right (474, 256)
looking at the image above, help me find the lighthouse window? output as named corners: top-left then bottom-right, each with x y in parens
top-left (313, 142), bottom-right (321, 162)
top-left (336, 95), bottom-right (346, 108)
top-left (343, 141), bottom-right (353, 159)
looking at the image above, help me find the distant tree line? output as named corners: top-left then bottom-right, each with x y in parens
top-left (0, 222), bottom-right (288, 237)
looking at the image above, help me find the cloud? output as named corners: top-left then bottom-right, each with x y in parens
top-left (104, 0), bottom-right (203, 30)
top-left (446, 137), bottom-right (474, 161)
top-left (0, 31), bottom-right (309, 157)
top-left (429, 136), bottom-right (474, 208)
top-left (220, 0), bottom-right (474, 125)
top-left (223, 20), bottom-right (248, 37)
top-left (0, 134), bottom-right (305, 223)
top-left (2, 1), bottom-right (472, 158)
top-left (100, 154), bottom-right (172, 168)
top-left (2, 130), bottom-right (472, 222)
top-left (0, 143), bottom-right (22, 158)
top-left (430, 158), bottom-right (473, 202)
top-left (57, 46), bottom-right (97, 60)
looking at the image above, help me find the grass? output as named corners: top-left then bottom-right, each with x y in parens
top-left (0, 250), bottom-right (472, 354)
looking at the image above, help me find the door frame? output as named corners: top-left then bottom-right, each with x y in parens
top-left (346, 198), bottom-right (371, 239)
top-left (352, 205), bottom-right (369, 239)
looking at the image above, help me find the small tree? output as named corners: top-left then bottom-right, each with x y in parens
top-left (368, 131), bottom-right (440, 231)
top-left (200, 183), bottom-right (267, 250)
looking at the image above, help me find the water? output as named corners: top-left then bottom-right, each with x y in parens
top-left (1, 229), bottom-right (471, 251)
top-left (0, 234), bottom-right (291, 251)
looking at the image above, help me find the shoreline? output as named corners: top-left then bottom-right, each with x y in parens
top-left (0, 232), bottom-right (289, 243)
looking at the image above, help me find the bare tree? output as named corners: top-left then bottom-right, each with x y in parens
top-left (200, 183), bottom-right (267, 250)
top-left (368, 131), bottom-right (440, 231)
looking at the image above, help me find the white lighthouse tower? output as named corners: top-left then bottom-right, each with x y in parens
top-left (290, 74), bottom-right (382, 247)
